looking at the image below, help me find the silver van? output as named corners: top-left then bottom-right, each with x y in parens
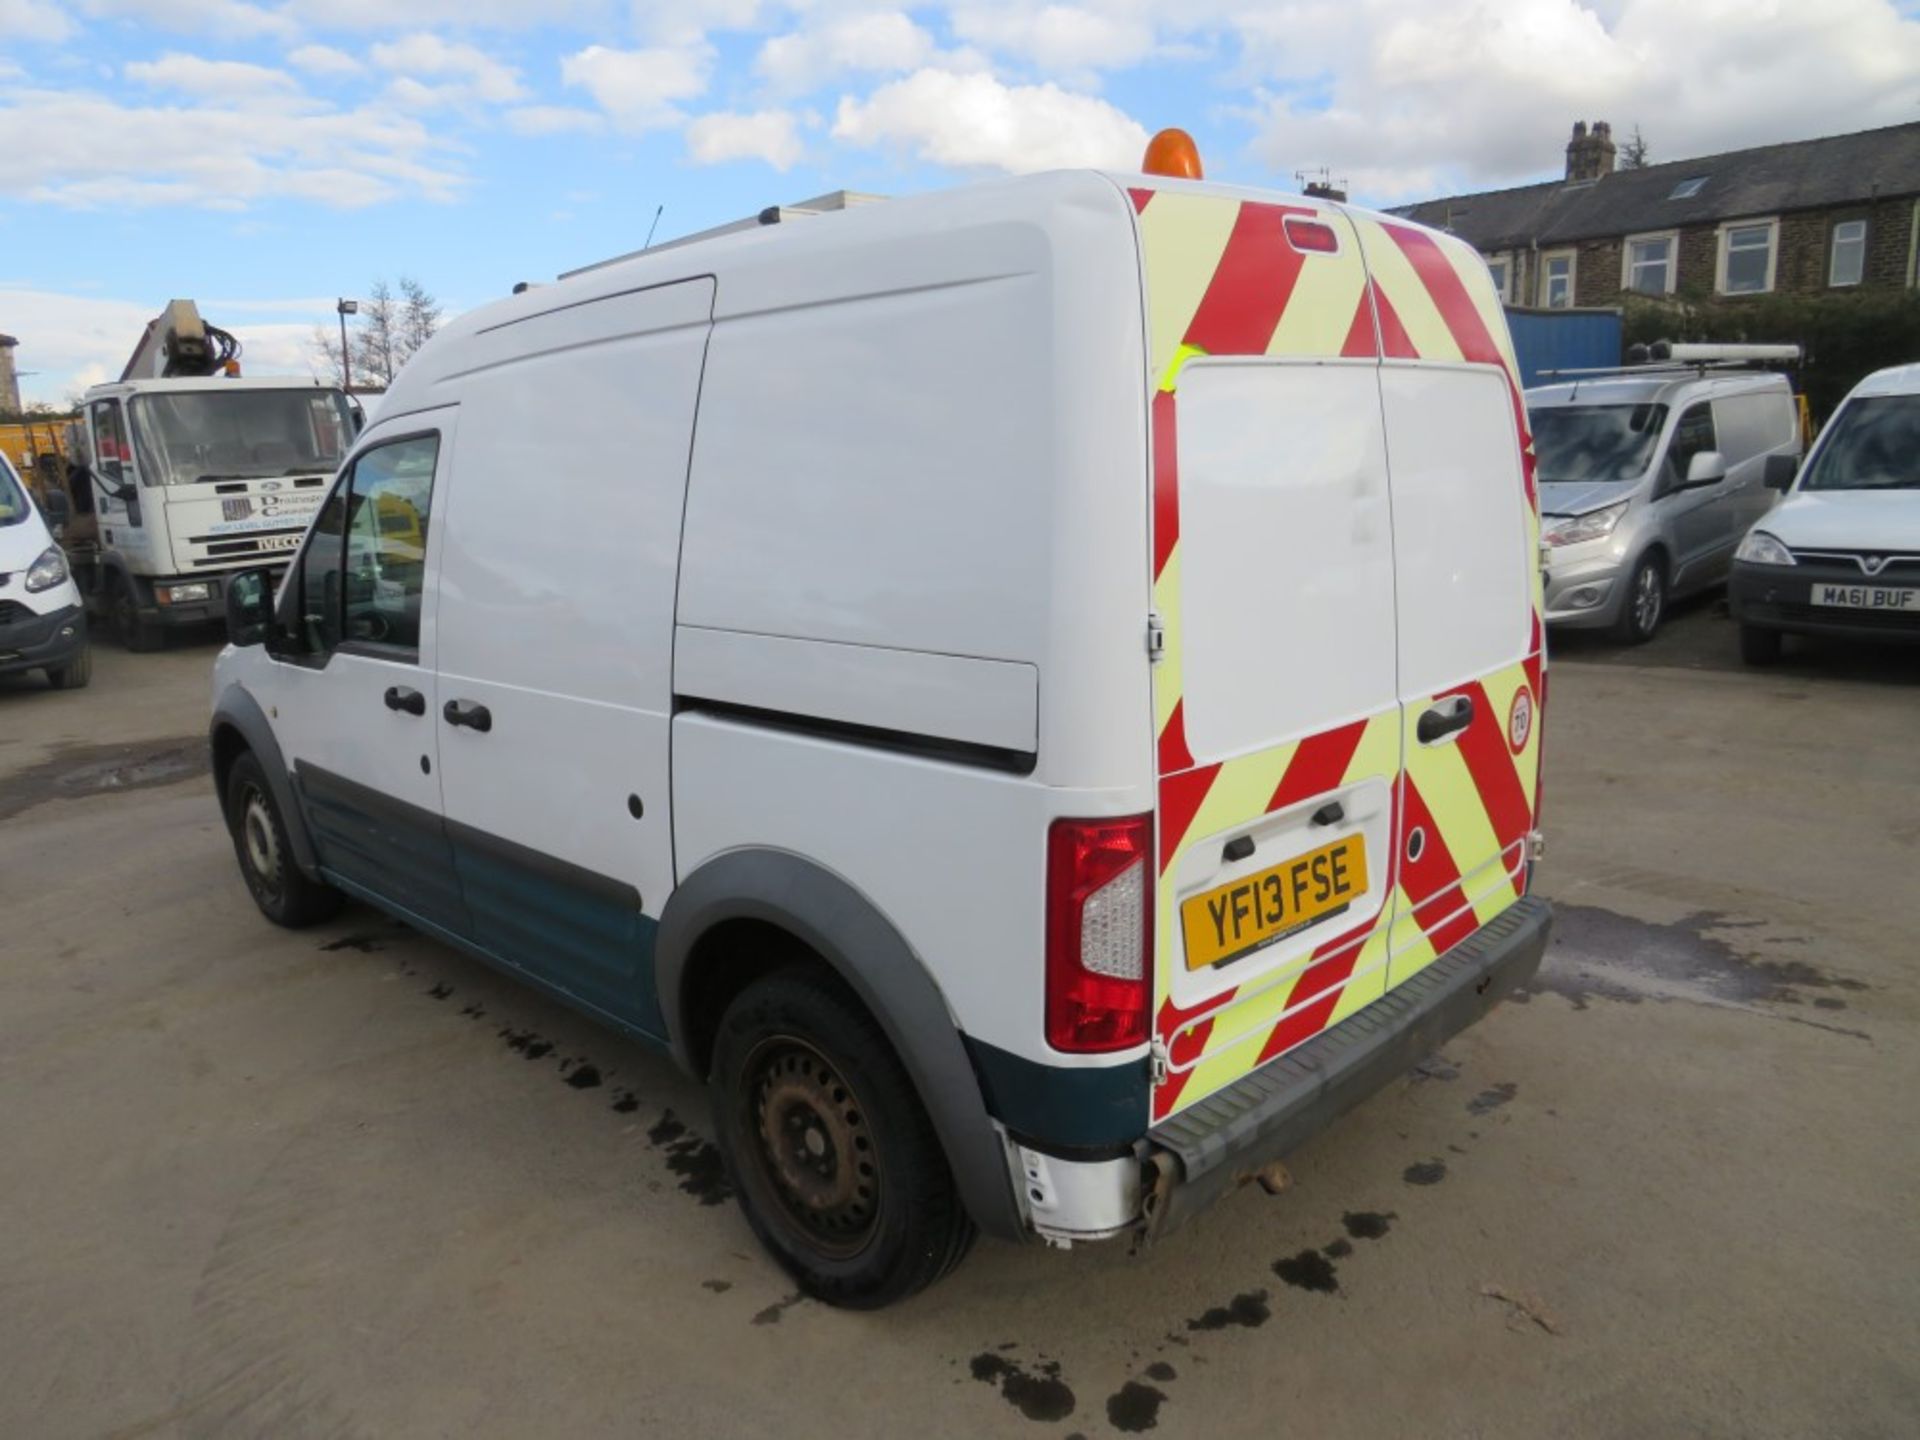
top-left (1530, 369), bottom-right (1800, 642)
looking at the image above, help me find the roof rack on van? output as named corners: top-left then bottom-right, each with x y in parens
top-left (1539, 340), bottom-right (1802, 382)
top-left (560, 190), bottom-right (888, 281)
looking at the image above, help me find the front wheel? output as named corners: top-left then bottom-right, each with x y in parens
top-left (1739, 624), bottom-right (1783, 666)
top-left (1611, 555), bottom-right (1666, 645)
top-left (109, 574), bottom-right (163, 653)
top-left (46, 647), bottom-right (92, 690)
top-left (709, 971), bottom-right (975, 1309)
top-left (224, 751), bottom-right (343, 927)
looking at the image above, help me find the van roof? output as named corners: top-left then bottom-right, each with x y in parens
top-left (1525, 369), bottom-right (1790, 409)
top-left (379, 169), bottom-right (1406, 420)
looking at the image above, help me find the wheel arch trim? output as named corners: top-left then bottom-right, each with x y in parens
top-left (655, 849), bottom-right (1026, 1241)
top-left (209, 685), bottom-right (321, 878)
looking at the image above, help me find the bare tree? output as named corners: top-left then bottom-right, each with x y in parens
top-left (309, 276), bottom-right (445, 390)
top-left (1619, 126), bottom-right (1651, 170)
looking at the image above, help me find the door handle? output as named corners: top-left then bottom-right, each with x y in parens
top-left (1417, 694), bottom-right (1474, 745)
top-left (383, 685), bottom-right (426, 716)
top-left (443, 699), bottom-right (493, 733)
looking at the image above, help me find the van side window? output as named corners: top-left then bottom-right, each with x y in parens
top-left (1665, 403), bottom-right (1717, 489)
top-left (90, 400), bottom-right (129, 487)
top-left (341, 435), bottom-right (438, 652)
top-left (298, 482), bottom-right (349, 654)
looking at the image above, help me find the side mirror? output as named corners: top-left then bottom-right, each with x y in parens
top-left (1684, 450), bottom-right (1728, 488)
top-left (1764, 453), bottom-right (1798, 491)
top-left (225, 568), bottom-right (274, 648)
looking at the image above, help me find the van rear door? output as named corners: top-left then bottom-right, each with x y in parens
top-left (1347, 217), bottom-right (1543, 988)
top-left (1131, 188), bottom-right (1407, 1122)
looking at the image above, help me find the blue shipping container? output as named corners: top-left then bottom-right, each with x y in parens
top-left (1504, 307), bottom-right (1623, 389)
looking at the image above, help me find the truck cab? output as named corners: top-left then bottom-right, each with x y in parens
top-left (76, 378), bottom-right (354, 649)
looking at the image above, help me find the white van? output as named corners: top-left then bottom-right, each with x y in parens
top-left (0, 451), bottom-right (90, 690)
top-left (1731, 361), bottom-right (1920, 661)
top-left (210, 170), bottom-right (1551, 1307)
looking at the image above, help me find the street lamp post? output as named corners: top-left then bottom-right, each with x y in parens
top-left (336, 298), bottom-right (359, 393)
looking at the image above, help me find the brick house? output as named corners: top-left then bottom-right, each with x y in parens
top-left (1395, 121), bottom-right (1920, 310)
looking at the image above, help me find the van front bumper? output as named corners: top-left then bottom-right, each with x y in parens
top-left (0, 603), bottom-right (88, 675)
top-left (1139, 895), bottom-right (1551, 1237)
top-left (1542, 550), bottom-right (1626, 628)
top-left (1729, 561), bottom-right (1920, 645)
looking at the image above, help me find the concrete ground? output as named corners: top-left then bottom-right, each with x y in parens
top-left (2, 605), bottom-right (1916, 1440)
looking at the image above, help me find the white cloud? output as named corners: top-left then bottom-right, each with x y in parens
top-left (284, 0), bottom-right (598, 26)
top-left (81, 0), bottom-right (300, 40)
top-left (1239, 0), bottom-right (1920, 203)
top-left (833, 67), bottom-right (1148, 172)
top-left (950, 3), bottom-right (1157, 74)
top-left (0, 0), bottom-right (73, 41)
top-left (370, 33), bottom-right (526, 104)
top-left (505, 104), bottom-right (607, 136)
top-left (0, 86), bottom-right (464, 212)
top-left (561, 43), bottom-right (710, 131)
top-left (686, 108), bottom-right (804, 169)
top-left (288, 45), bottom-right (364, 78)
top-left (126, 54), bottom-right (302, 99)
top-left (755, 11), bottom-right (934, 93)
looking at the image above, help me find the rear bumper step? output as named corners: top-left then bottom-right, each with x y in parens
top-left (1141, 894), bottom-right (1552, 1236)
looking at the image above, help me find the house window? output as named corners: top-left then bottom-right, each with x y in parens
top-left (1830, 220), bottom-right (1867, 287)
top-left (1542, 250), bottom-right (1575, 309)
top-left (1485, 254), bottom-right (1511, 302)
top-left (1718, 219), bottom-right (1778, 295)
top-left (1669, 177), bottom-right (1709, 201)
top-left (1623, 232), bottom-right (1677, 295)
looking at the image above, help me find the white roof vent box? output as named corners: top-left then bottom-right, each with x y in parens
top-left (563, 190), bottom-right (887, 280)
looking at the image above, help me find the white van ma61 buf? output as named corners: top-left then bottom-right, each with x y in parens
top-left (212, 169), bottom-right (1552, 1307)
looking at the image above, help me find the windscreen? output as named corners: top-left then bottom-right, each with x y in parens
top-left (1530, 403), bottom-right (1667, 483)
top-left (130, 389), bottom-right (355, 486)
top-left (1801, 395), bottom-right (1920, 491)
top-left (0, 460), bottom-right (29, 527)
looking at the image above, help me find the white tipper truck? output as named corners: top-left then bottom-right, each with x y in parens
top-left (73, 301), bottom-right (357, 649)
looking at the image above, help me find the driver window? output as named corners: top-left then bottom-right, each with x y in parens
top-left (90, 400), bottom-right (129, 487)
top-left (341, 434), bottom-right (438, 652)
top-left (1665, 403), bottom-right (1718, 488)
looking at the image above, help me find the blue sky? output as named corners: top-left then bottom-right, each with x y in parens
top-left (4, 0), bottom-right (1917, 404)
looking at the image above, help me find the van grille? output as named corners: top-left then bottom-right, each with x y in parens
top-left (0, 600), bottom-right (30, 626)
top-left (1787, 549), bottom-right (1920, 579)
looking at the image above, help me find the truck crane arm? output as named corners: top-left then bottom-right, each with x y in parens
top-left (118, 300), bottom-right (243, 381)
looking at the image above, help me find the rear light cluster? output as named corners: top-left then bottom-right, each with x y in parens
top-left (1045, 814), bottom-right (1153, 1053)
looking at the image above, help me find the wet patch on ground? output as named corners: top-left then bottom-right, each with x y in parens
top-left (1466, 1082), bottom-right (1518, 1115)
top-left (0, 737), bottom-right (209, 822)
top-left (1526, 904), bottom-right (1870, 1020)
top-left (1272, 1249), bottom-right (1339, 1293)
top-left (750, 1292), bottom-right (804, 1326)
top-left (1403, 1160), bottom-right (1448, 1186)
top-left (1105, 1380), bottom-right (1168, 1432)
top-left (1185, 1290), bottom-right (1270, 1331)
top-left (970, 1352), bottom-right (1076, 1423)
top-left (564, 1064), bottom-right (603, 1090)
top-left (1343, 1210), bottom-right (1396, 1239)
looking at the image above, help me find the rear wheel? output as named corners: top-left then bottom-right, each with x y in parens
top-left (1739, 624), bottom-right (1783, 666)
top-left (224, 751), bottom-right (342, 927)
top-left (109, 574), bottom-right (163, 653)
top-left (45, 647), bottom-right (92, 690)
top-left (709, 971), bottom-right (975, 1309)
top-left (1611, 554), bottom-right (1666, 645)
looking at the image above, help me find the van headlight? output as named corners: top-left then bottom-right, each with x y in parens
top-left (24, 545), bottom-right (69, 592)
top-left (1541, 501), bottom-right (1627, 548)
top-left (1735, 530), bottom-right (1795, 566)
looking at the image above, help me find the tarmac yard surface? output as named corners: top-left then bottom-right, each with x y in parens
top-left (3, 605), bottom-right (1916, 1440)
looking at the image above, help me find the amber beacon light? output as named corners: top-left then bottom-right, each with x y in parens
top-left (1141, 128), bottom-right (1203, 179)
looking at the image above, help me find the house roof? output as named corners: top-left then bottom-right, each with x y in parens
top-left (1394, 121), bottom-right (1920, 251)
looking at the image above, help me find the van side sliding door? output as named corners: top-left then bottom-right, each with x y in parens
top-left (430, 278), bottom-right (715, 1038)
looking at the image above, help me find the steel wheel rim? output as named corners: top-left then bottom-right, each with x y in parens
top-left (741, 1036), bottom-right (880, 1259)
top-left (241, 785), bottom-right (281, 892)
top-left (1635, 565), bottom-right (1662, 634)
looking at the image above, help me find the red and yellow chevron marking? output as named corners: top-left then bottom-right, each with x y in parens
top-left (1132, 185), bottom-right (1546, 1122)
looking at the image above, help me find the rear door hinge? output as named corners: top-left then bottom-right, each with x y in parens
top-left (1149, 1038), bottom-right (1170, 1087)
top-left (1147, 612), bottom-right (1165, 663)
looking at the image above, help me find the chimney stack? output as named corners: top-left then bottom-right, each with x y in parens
top-left (0, 335), bottom-right (21, 416)
top-left (1565, 120), bottom-right (1616, 182)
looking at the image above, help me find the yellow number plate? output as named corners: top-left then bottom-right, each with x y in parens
top-left (1181, 836), bottom-right (1369, 972)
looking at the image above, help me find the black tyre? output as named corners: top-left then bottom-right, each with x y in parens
top-left (709, 971), bottom-right (976, 1309)
top-left (223, 751), bottom-right (343, 927)
top-left (45, 647), bottom-right (92, 690)
top-left (1611, 554), bottom-right (1666, 645)
top-left (109, 574), bottom-right (164, 653)
top-left (1739, 624), bottom-right (1783, 666)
